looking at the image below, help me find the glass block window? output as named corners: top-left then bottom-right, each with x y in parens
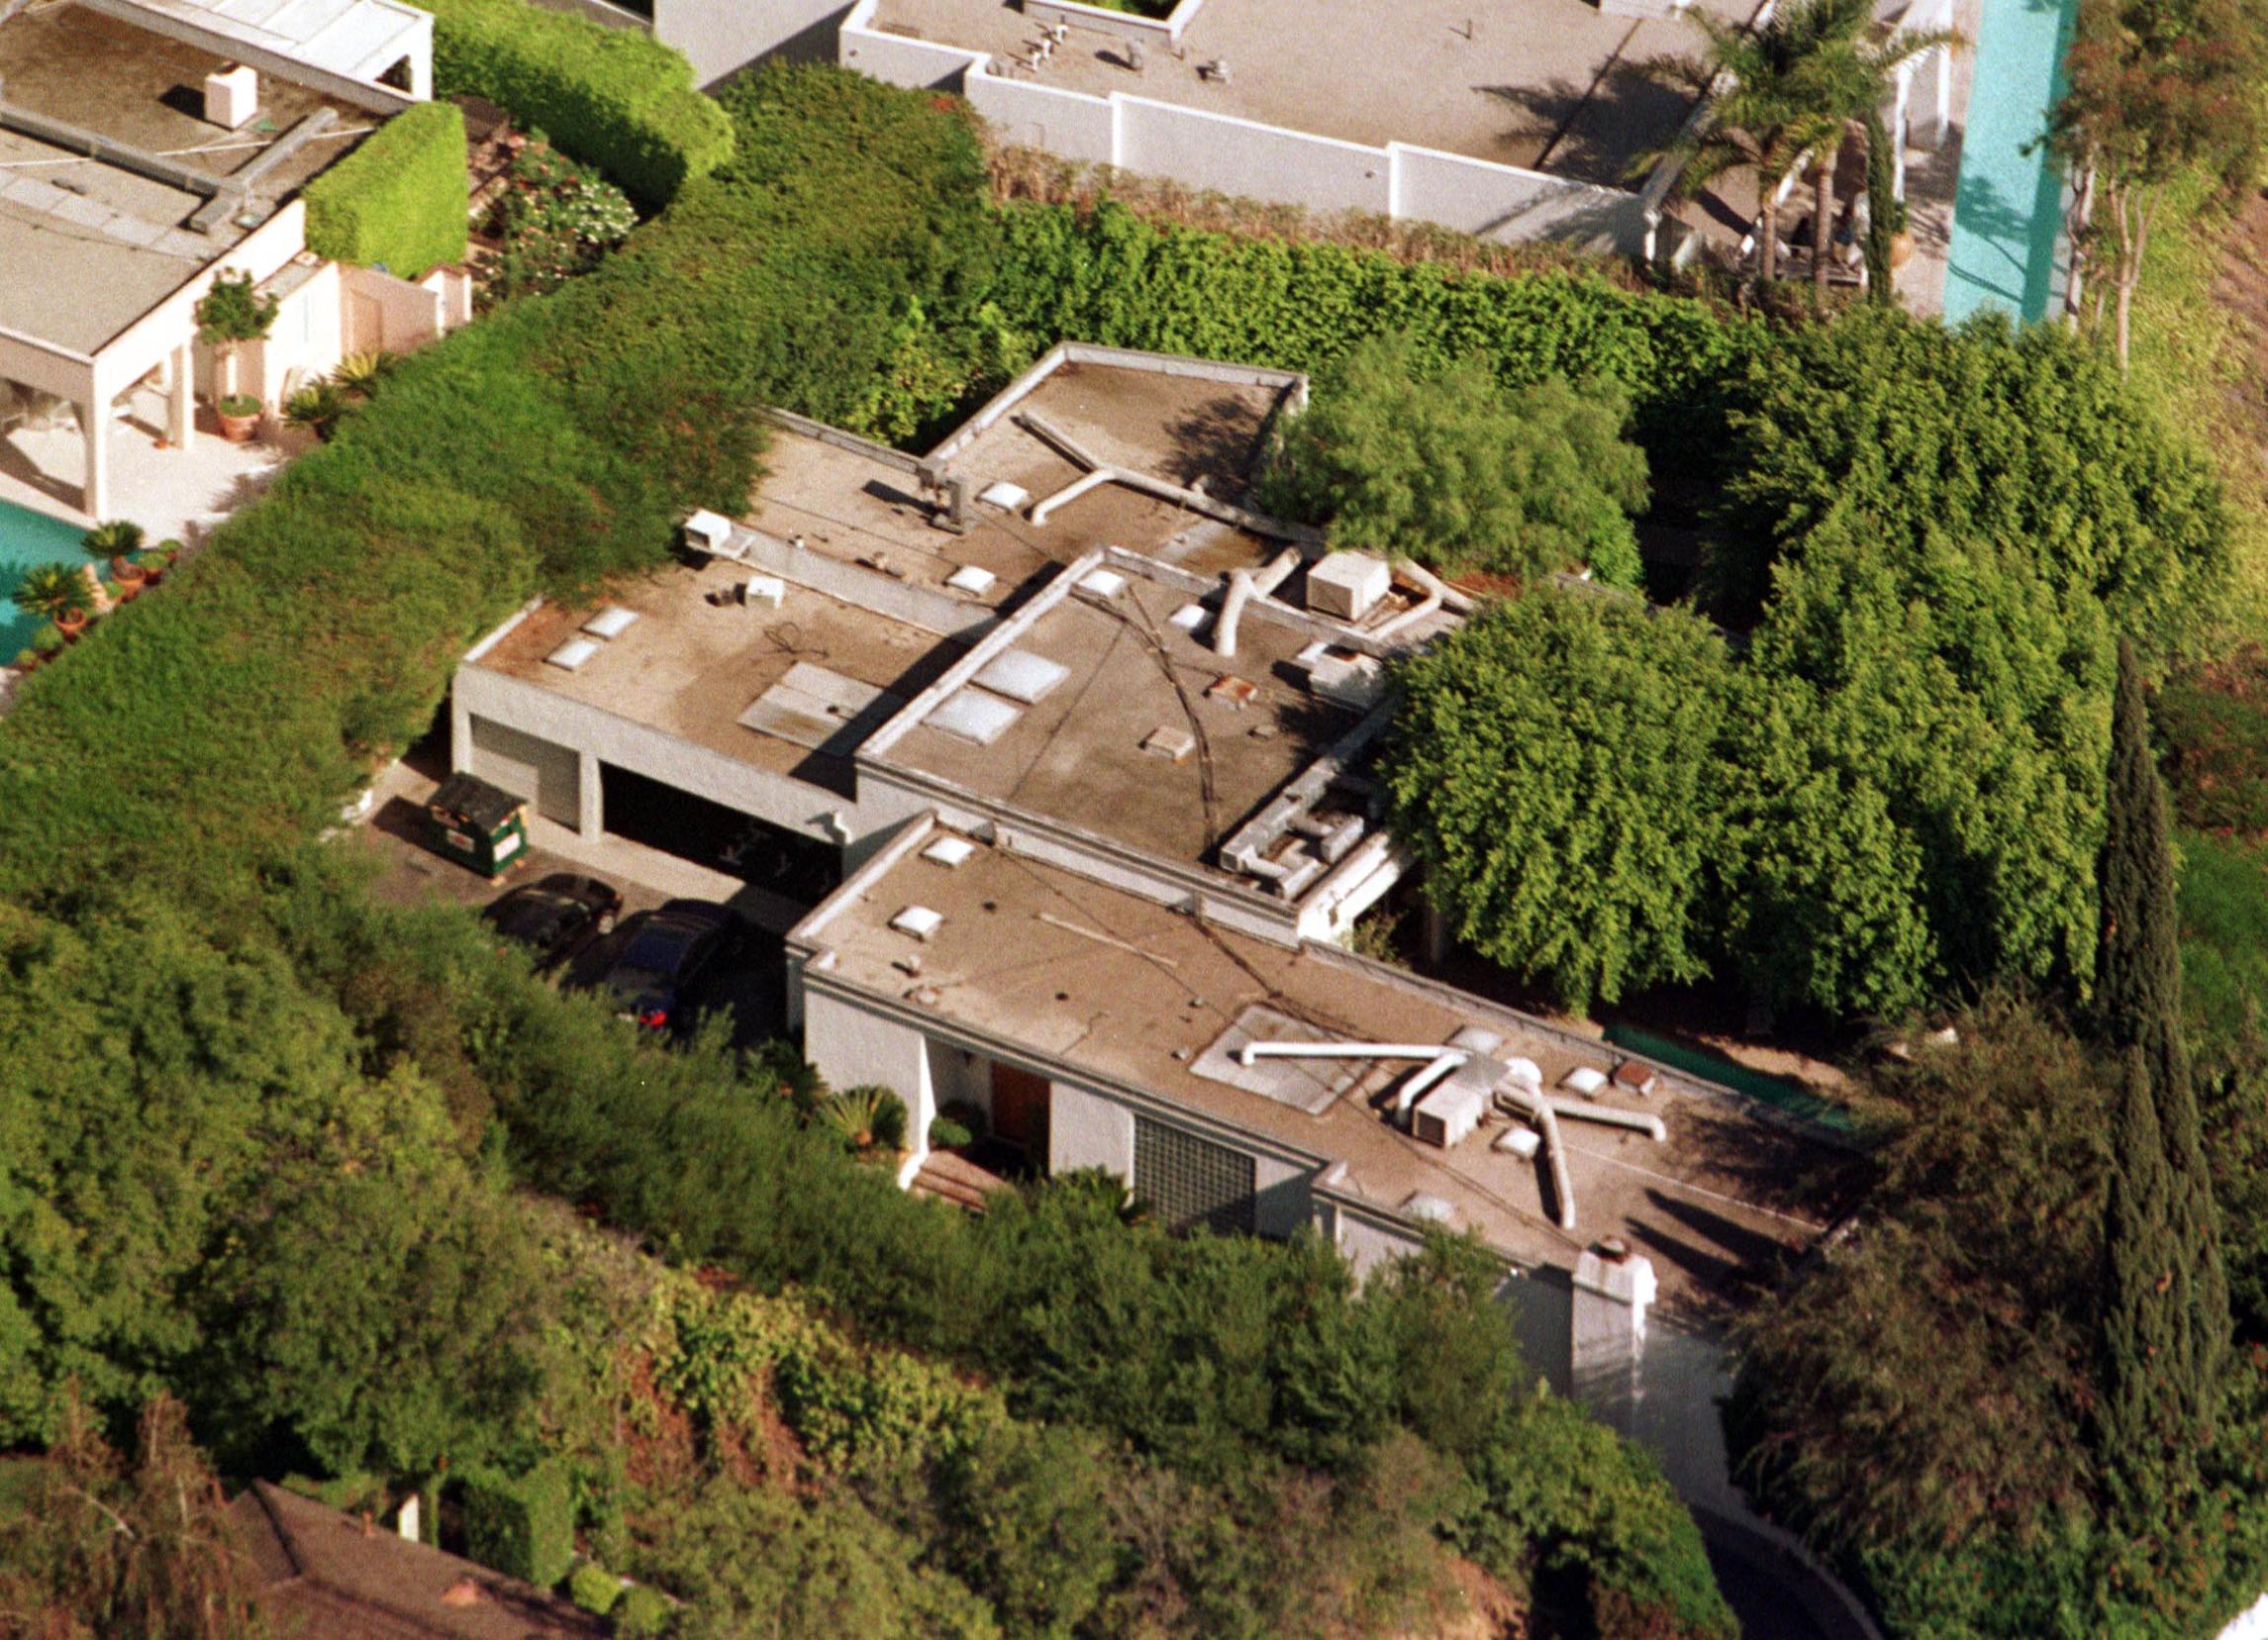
top-left (1134, 1115), bottom-right (1256, 1235)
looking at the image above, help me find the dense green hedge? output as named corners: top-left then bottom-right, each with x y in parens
top-left (461, 1461), bottom-right (572, 1588)
top-left (983, 199), bottom-right (1761, 484)
top-left (304, 99), bottom-right (469, 279)
top-left (415, 0), bottom-right (733, 208)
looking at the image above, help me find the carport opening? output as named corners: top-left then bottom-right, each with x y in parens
top-left (598, 764), bottom-right (840, 906)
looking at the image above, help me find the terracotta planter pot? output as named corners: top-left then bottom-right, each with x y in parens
top-left (1889, 230), bottom-right (1915, 271)
top-left (55, 609), bottom-right (88, 642)
top-left (217, 408), bottom-right (259, 443)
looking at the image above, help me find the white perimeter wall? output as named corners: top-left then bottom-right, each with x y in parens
top-left (839, 0), bottom-right (1653, 255)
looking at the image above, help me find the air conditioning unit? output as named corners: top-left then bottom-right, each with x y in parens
top-left (681, 509), bottom-right (733, 556)
top-left (204, 64), bottom-right (259, 131)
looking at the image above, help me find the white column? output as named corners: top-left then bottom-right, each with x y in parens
top-left (78, 399), bottom-right (108, 521)
top-left (576, 749), bottom-right (603, 841)
top-left (1893, 66), bottom-right (1912, 199)
top-left (1931, 46), bottom-right (1950, 147)
top-left (167, 340), bottom-right (195, 451)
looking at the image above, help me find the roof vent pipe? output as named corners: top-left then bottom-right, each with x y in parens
top-left (1213, 546), bottom-right (1303, 658)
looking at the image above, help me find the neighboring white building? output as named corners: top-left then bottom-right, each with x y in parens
top-left (0, 0), bottom-right (467, 523)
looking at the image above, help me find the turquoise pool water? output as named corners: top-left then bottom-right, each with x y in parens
top-left (0, 499), bottom-right (89, 659)
top-left (1942, 0), bottom-right (2080, 324)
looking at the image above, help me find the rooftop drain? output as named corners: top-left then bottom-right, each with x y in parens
top-left (544, 636), bottom-right (600, 671)
top-left (889, 905), bottom-right (944, 940)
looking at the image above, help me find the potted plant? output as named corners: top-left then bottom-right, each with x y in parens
top-left (15, 563), bottom-right (90, 638)
top-left (194, 269), bottom-right (278, 443)
top-left (282, 379), bottom-right (351, 442)
top-left (84, 520), bottom-right (146, 593)
top-left (1886, 199), bottom-right (1914, 270)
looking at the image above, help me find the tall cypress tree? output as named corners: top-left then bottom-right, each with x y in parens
top-left (2094, 638), bottom-right (2229, 1487)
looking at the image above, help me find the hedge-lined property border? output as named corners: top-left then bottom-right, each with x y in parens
top-left (304, 99), bottom-right (471, 279)
top-left (414, 0), bottom-right (733, 208)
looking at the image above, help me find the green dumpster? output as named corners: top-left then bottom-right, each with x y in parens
top-left (427, 772), bottom-right (530, 879)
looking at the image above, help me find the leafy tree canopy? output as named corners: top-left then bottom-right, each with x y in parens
top-left (1255, 332), bottom-right (1650, 586)
top-left (1708, 307), bottom-right (2228, 652)
top-left (1380, 589), bottom-right (1735, 1012)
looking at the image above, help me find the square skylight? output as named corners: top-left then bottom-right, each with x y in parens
top-left (921, 835), bottom-right (977, 868)
top-left (979, 481), bottom-right (1030, 511)
top-left (1078, 568), bottom-right (1129, 599)
top-left (926, 688), bottom-right (1023, 745)
top-left (1169, 603), bottom-right (1209, 632)
top-left (945, 564), bottom-right (997, 596)
top-left (974, 648), bottom-right (1071, 704)
top-left (544, 636), bottom-right (601, 671)
top-left (890, 905), bottom-right (944, 940)
top-left (582, 605), bottom-right (640, 639)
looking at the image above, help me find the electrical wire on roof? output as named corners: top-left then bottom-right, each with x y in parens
top-left (0, 126), bottom-right (374, 169)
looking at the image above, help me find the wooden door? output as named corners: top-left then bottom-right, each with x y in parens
top-left (990, 1063), bottom-right (1050, 1159)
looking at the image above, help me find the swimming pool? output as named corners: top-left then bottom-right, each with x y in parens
top-left (1942, 0), bottom-right (2080, 324)
top-left (0, 499), bottom-right (91, 660)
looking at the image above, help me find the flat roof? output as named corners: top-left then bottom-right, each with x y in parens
top-left (744, 358), bottom-right (1303, 600)
top-left (864, 557), bottom-right (1373, 876)
top-left (471, 556), bottom-right (966, 793)
top-left (128, 0), bottom-right (430, 85)
top-left (798, 825), bottom-right (1830, 1310)
top-left (871, 0), bottom-right (1754, 186)
top-left (0, 5), bottom-right (376, 353)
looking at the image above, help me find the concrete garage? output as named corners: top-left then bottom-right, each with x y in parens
top-left (466, 716), bottom-right (582, 830)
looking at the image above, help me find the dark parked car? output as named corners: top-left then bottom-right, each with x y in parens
top-left (599, 899), bottom-right (742, 1030)
top-left (481, 873), bottom-right (623, 971)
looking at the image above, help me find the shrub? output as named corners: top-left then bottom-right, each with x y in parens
top-left (304, 99), bottom-right (469, 278)
top-left (614, 1585), bottom-right (672, 1638)
top-left (567, 1562), bottom-right (623, 1616)
top-left (416, 0), bottom-right (733, 208)
top-left (1254, 334), bottom-right (1648, 586)
top-left (483, 141), bottom-right (637, 305)
top-left (461, 1460), bottom-right (573, 1589)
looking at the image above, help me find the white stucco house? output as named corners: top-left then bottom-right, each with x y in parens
top-left (0, 0), bottom-right (469, 524)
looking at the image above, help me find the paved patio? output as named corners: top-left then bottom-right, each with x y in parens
top-left (0, 386), bottom-right (297, 543)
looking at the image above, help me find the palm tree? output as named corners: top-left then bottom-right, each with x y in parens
top-left (14, 563), bottom-right (90, 624)
top-left (1644, 0), bottom-right (1957, 293)
top-left (1799, 0), bottom-right (1965, 305)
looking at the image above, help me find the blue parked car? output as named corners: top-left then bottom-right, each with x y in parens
top-left (598, 900), bottom-right (743, 1030)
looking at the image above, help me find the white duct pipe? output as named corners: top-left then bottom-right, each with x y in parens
top-left (1028, 466), bottom-right (1116, 526)
top-left (1217, 568), bottom-right (1257, 659)
top-left (1368, 556), bottom-right (1475, 641)
top-left (1214, 546), bottom-right (1302, 657)
top-left (1540, 1098), bottom-right (1667, 1143)
top-left (1237, 1041), bottom-right (1458, 1066)
top-left (1496, 1079), bottom-right (1577, 1230)
top-left (1393, 1052), bottom-right (1469, 1120)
